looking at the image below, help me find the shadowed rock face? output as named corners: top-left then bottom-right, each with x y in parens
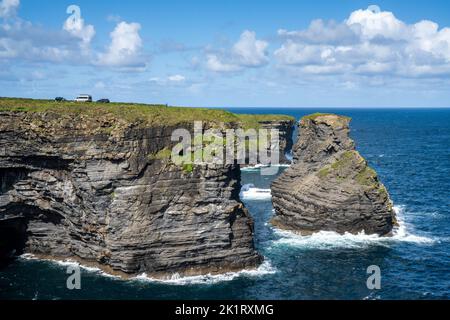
top-left (258, 120), bottom-right (295, 165)
top-left (0, 112), bottom-right (263, 277)
top-left (271, 114), bottom-right (397, 236)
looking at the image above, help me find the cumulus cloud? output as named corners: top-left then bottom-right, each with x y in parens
top-left (275, 5), bottom-right (450, 78)
top-left (346, 5), bottom-right (409, 41)
top-left (0, 0), bottom-right (19, 18)
top-left (206, 30), bottom-right (269, 72)
top-left (206, 54), bottom-right (241, 72)
top-left (0, 19), bottom-right (79, 62)
top-left (0, 3), bottom-right (148, 70)
top-left (0, 4), bottom-right (95, 63)
top-left (97, 21), bottom-right (145, 68)
top-left (232, 30), bottom-right (269, 67)
top-left (278, 19), bottom-right (359, 45)
top-left (63, 5), bottom-right (95, 49)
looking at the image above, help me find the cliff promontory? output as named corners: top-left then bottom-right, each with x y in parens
top-left (0, 98), bottom-right (294, 277)
top-left (271, 113), bottom-right (397, 236)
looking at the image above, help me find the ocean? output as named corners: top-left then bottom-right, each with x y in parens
top-left (1, 108), bottom-right (449, 300)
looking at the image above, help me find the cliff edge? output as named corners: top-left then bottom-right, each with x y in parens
top-left (0, 99), bottom-right (294, 277)
top-left (271, 113), bottom-right (397, 236)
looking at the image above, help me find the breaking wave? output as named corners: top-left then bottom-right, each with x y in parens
top-left (284, 151), bottom-right (293, 163)
top-left (19, 254), bottom-right (277, 286)
top-left (19, 254), bottom-right (121, 279)
top-left (271, 206), bottom-right (437, 250)
top-left (132, 260), bottom-right (277, 285)
top-left (240, 184), bottom-right (272, 200)
top-left (241, 164), bottom-right (290, 172)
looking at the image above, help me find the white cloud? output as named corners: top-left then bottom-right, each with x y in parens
top-left (168, 74), bottom-right (185, 82)
top-left (0, 0), bottom-right (19, 18)
top-left (275, 41), bottom-right (330, 65)
top-left (98, 21), bottom-right (145, 68)
top-left (206, 54), bottom-right (241, 72)
top-left (232, 30), bottom-right (269, 67)
top-left (0, 3), bottom-right (147, 70)
top-left (346, 5), bottom-right (408, 40)
top-left (206, 30), bottom-right (269, 72)
top-left (0, 20), bottom-right (76, 62)
top-left (150, 74), bottom-right (188, 86)
top-left (63, 5), bottom-right (95, 49)
top-left (0, 4), bottom-right (95, 63)
top-left (275, 5), bottom-right (450, 79)
top-left (278, 19), bottom-right (359, 45)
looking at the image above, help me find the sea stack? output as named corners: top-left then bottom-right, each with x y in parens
top-left (271, 113), bottom-right (397, 236)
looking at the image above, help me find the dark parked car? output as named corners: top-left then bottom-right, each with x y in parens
top-left (96, 99), bottom-right (110, 103)
top-left (55, 97), bottom-right (66, 102)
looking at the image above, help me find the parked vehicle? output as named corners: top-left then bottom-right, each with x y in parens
top-left (96, 99), bottom-right (110, 103)
top-left (55, 97), bottom-right (66, 102)
top-left (75, 94), bottom-right (92, 102)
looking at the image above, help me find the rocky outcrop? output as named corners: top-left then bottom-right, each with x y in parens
top-left (258, 120), bottom-right (295, 165)
top-left (236, 119), bottom-right (295, 167)
top-left (271, 114), bottom-right (397, 236)
top-left (0, 111), bottom-right (263, 277)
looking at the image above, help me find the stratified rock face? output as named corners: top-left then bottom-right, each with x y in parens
top-left (0, 112), bottom-right (262, 277)
top-left (271, 114), bottom-right (397, 236)
top-left (237, 119), bottom-right (295, 167)
top-left (258, 120), bottom-right (295, 164)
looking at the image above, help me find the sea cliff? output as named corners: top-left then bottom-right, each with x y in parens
top-left (0, 98), bottom-right (294, 277)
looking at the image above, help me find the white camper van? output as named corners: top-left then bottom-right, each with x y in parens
top-left (75, 94), bottom-right (92, 102)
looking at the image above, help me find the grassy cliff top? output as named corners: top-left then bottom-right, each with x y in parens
top-left (302, 113), bottom-right (351, 121)
top-left (301, 113), bottom-right (351, 128)
top-left (0, 97), bottom-right (295, 128)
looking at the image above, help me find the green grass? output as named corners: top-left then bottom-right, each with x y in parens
top-left (318, 151), bottom-right (356, 179)
top-left (0, 97), bottom-right (295, 129)
top-left (182, 163), bottom-right (194, 173)
top-left (302, 113), bottom-right (334, 120)
top-left (236, 114), bottom-right (295, 129)
top-left (355, 166), bottom-right (378, 186)
top-left (318, 167), bottom-right (331, 178)
top-left (148, 148), bottom-right (172, 161)
top-left (330, 151), bottom-right (357, 170)
top-left (302, 113), bottom-right (352, 122)
top-left (317, 150), bottom-right (381, 189)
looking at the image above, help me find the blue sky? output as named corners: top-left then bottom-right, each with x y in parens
top-left (1, 0), bottom-right (450, 107)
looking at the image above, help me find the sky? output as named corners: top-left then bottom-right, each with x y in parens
top-left (1, 0), bottom-right (450, 108)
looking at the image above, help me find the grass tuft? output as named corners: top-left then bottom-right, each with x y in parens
top-left (148, 148), bottom-right (172, 161)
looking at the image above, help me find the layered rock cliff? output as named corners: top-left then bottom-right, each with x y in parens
top-left (0, 110), bottom-right (269, 277)
top-left (257, 120), bottom-right (295, 165)
top-left (271, 114), bottom-right (397, 236)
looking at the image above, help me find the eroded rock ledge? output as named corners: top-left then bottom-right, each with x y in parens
top-left (0, 110), bottom-right (288, 277)
top-left (271, 114), bottom-right (397, 236)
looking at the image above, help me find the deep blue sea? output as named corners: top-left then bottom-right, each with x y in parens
top-left (1, 108), bottom-right (449, 300)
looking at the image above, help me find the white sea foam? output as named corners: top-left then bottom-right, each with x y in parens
top-left (271, 206), bottom-right (437, 250)
top-left (285, 151), bottom-right (294, 163)
top-left (133, 260), bottom-right (276, 285)
top-left (241, 164), bottom-right (291, 172)
top-left (19, 253), bottom-right (276, 285)
top-left (241, 164), bottom-right (269, 171)
top-left (19, 254), bottom-right (121, 279)
top-left (273, 164), bottom-right (291, 168)
top-left (240, 184), bottom-right (272, 200)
